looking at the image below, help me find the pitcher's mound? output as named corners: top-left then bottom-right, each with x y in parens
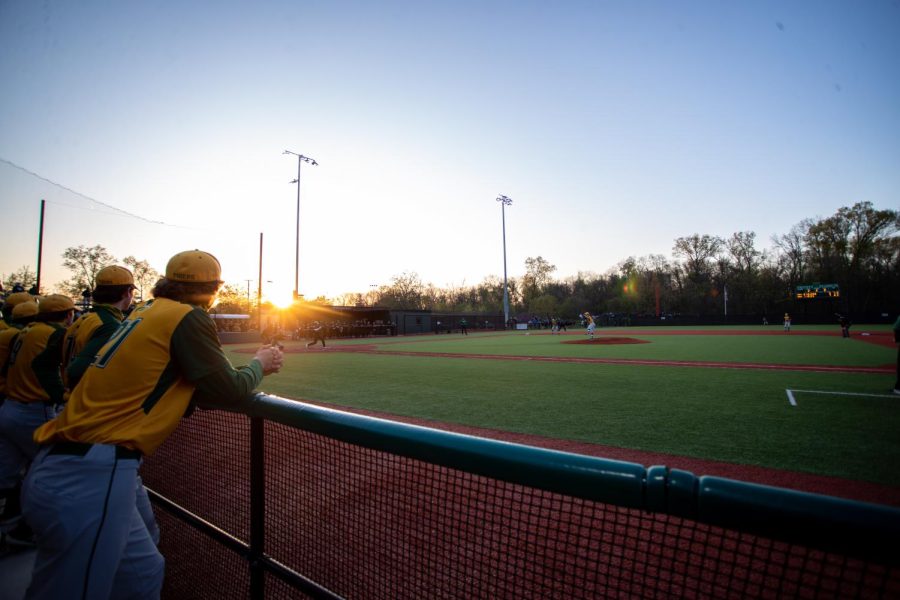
top-left (563, 337), bottom-right (649, 345)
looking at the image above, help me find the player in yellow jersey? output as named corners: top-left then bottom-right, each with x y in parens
top-left (58, 264), bottom-right (163, 547)
top-left (0, 301), bottom-right (39, 403)
top-left (23, 250), bottom-right (283, 600)
top-left (582, 311), bottom-right (596, 339)
top-left (0, 301), bottom-right (38, 531)
top-left (0, 295), bottom-right (75, 541)
top-left (62, 265), bottom-right (137, 392)
top-left (0, 292), bottom-right (35, 332)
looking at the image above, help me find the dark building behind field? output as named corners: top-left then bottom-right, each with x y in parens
top-left (285, 305), bottom-right (504, 335)
top-left (217, 305), bottom-right (504, 343)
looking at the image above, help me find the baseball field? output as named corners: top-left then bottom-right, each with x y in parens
top-left (227, 324), bottom-right (899, 506)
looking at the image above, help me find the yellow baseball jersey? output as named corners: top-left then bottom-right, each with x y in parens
top-left (5, 321), bottom-right (66, 404)
top-left (585, 314), bottom-right (595, 325)
top-left (36, 297), bottom-right (263, 455)
top-left (0, 325), bottom-right (23, 396)
top-left (62, 304), bottom-right (124, 391)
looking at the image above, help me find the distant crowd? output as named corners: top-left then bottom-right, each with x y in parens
top-left (258, 319), bottom-right (396, 344)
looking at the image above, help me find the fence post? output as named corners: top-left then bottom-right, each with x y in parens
top-left (250, 416), bottom-right (266, 599)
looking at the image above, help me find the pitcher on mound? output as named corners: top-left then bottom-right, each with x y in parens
top-left (582, 312), bottom-right (596, 340)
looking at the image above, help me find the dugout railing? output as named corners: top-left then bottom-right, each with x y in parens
top-left (141, 394), bottom-right (900, 599)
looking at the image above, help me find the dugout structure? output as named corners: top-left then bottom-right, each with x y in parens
top-left (275, 305), bottom-right (503, 336)
top-left (142, 395), bottom-right (900, 599)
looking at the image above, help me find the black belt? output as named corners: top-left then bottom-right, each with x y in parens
top-left (47, 441), bottom-right (141, 460)
top-left (11, 398), bottom-right (59, 407)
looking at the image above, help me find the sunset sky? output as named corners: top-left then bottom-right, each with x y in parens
top-left (1, 1), bottom-right (898, 305)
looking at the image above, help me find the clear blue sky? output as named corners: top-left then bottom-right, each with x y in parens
top-left (1, 1), bottom-right (898, 303)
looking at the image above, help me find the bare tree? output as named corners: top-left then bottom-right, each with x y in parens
top-left (726, 232), bottom-right (762, 274)
top-left (772, 221), bottom-right (809, 285)
top-left (380, 272), bottom-right (426, 309)
top-left (122, 256), bottom-right (161, 302)
top-left (524, 256), bottom-right (557, 291)
top-left (672, 234), bottom-right (723, 279)
top-left (3, 266), bottom-right (37, 293)
top-left (58, 245), bottom-right (116, 296)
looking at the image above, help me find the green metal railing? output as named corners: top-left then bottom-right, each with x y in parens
top-left (142, 394), bottom-right (900, 599)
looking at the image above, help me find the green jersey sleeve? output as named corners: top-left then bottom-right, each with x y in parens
top-left (171, 307), bottom-right (264, 407)
top-left (32, 325), bottom-right (66, 404)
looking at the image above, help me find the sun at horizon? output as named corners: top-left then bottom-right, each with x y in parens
top-left (265, 283), bottom-right (296, 309)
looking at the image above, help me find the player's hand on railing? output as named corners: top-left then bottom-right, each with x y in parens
top-left (255, 344), bottom-right (284, 375)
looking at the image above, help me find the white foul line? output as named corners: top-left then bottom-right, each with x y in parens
top-left (786, 388), bottom-right (897, 407)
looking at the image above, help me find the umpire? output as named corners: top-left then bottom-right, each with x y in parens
top-left (22, 250), bottom-right (284, 600)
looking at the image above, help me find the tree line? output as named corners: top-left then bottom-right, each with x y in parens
top-left (3, 202), bottom-right (896, 320)
top-left (341, 202), bottom-right (899, 319)
top-left (3, 245), bottom-right (160, 303)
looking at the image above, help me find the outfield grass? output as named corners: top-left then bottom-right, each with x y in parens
top-left (223, 328), bottom-right (899, 487)
top-left (374, 330), bottom-right (893, 366)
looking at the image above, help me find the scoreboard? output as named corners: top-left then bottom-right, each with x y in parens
top-left (795, 283), bottom-right (840, 300)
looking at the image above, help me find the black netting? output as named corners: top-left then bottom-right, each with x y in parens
top-left (155, 507), bottom-right (250, 599)
top-left (143, 409), bottom-right (251, 542)
top-left (143, 410), bottom-right (900, 599)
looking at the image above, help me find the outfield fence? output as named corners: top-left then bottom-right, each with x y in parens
top-left (141, 394), bottom-right (900, 599)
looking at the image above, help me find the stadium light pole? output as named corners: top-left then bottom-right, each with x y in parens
top-left (283, 150), bottom-right (318, 302)
top-left (497, 194), bottom-right (513, 328)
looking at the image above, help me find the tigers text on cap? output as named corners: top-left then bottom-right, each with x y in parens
top-left (165, 250), bottom-right (222, 283)
top-left (39, 294), bottom-right (76, 314)
top-left (95, 265), bottom-right (136, 288)
top-left (3, 292), bottom-right (34, 308)
top-left (12, 301), bottom-right (38, 319)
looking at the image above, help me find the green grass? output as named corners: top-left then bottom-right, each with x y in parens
top-left (375, 331), bottom-right (893, 366)
top-left (223, 329), bottom-right (899, 486)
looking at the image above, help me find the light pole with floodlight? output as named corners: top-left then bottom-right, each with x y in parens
top-left (283, 150), bottom-right (318, 302)
top-left (497, 194), bottom-right (512, 328)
